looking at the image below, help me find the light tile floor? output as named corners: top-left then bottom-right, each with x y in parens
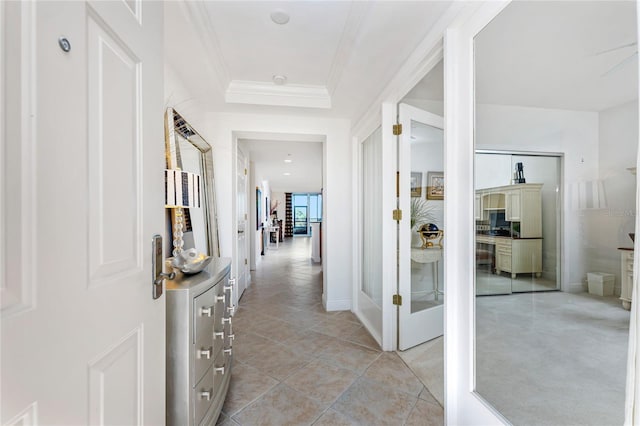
top-left (218, 237), bottom-right (444, 426)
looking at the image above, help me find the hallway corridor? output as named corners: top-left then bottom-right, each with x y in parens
top-left (218, 237), bottom-right (444, 425)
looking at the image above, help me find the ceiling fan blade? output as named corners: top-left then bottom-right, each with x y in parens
top-left (601, 51), bottom-right (638, 77)
top-left (593, 41), bottom-right (637, 56)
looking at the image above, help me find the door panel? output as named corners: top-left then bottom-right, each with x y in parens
top-left (398, 103), bottom-right (445, 350)
top-left (1, 2), bottom-right (165, 424)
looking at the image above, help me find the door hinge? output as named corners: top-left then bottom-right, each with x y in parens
top-left (244, 168), bottom-right (247, 175)
top-left (393, 124), bottom-right (402, 135)
top-left (244, 213), bottom-right (248, 220)
top-left (244, 258), bottom-right (247, 265)
top-left (393, 294), bottom-right (403, 306)
top-left (392, 209), bottom-right (402, 221)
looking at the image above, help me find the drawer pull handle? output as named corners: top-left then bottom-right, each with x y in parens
top-left (213, 331), bottom-right (224, 340)
top-left (224, 285), bottom-right (233, 293)
top-left (224, 347), bottom-right (232, 355)
top-left (222, 317), bottom-right (232, 325)
top-left (200, 306), bottom-right (213, 317)
top-left (199, 388), bottom-right (213, 401)
top-left (227, 305), bottom-right (236, 315)
top-left (227, 333), bottom-right (235, 341)
top-left (214, 365), bottom-right (225, 375)
top-left (216, 295), bottom-right (225, 302)
top-left (198, 347), bottom-right (213, 359)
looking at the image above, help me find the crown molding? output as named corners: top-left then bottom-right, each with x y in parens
top-left (326, 2), bottom-right (372, 96)
top-left (180, 0), bottom-right (230, 92)
top-left (225, 80), bottom-right (332, 109)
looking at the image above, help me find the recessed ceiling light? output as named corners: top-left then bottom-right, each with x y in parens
top-left (270, 9), bottom-right (290, 25)
top-left (272, 75), bottom-right (287, 86)
top-left (284, 159), bottom-right (292, 163)
top-left (283, 172), bottom-right (291, 176)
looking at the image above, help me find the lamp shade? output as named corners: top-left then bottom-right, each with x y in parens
top-left (165, 169), bottom-right (201, 208)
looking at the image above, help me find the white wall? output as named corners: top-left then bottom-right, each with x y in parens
top-left (476, 103), bottom-right (600, 291)
top-left (207, 112), bottom-right (353, 311)
top-left (270, 191), bottom-right (287, 229)
top-left (582, 100), bottom-right (639, 292)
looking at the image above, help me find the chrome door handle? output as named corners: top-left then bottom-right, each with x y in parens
top-left (152, 235), bottom-right (175, 299)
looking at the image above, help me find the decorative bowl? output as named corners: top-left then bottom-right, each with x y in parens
top-left (170, 249), bottom-right (212, 275)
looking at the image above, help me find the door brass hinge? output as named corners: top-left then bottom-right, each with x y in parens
top-left (393, 124), bottom-right (402, 135)
top-left (393, 294), bottom-right (402, 306)
top-left (244, 258), bottom-right (247, 265)
top-left (244, 168), bottom-right (247, 175)
top-left (392, 209), bottom-right (402, 221)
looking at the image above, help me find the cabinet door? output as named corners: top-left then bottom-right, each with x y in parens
top-left (506, 190), bottom-right (521, 221)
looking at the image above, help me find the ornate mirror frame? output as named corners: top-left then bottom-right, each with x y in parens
top-left (165, 107), bottom-right (220, 258)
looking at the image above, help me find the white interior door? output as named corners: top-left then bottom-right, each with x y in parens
top-left (1, 2), bottom-right (165, 424)
top-left (236, 149), bottom-right (248, 300)
top-left (398, 103), bottom-right (445, 350)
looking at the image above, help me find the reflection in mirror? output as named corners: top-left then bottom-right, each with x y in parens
top-left (165, 108), bottom-right (220, 260)
top-left (474, 2), bottom-right (636, 424)
top-left (410, 121), bottom-right (444, 314)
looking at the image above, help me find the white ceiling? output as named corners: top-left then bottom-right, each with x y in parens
top-left (165, 0), bottom-right (452, 119)
top-left (166, 1), bottom-right (637, 193)
top-left (405, 1), bottom-right (638, 112)
top-left (239, 139), bottom-right (323, 193)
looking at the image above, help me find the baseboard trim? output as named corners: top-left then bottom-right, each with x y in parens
top-left (325, 298), bottom-right (352, 312)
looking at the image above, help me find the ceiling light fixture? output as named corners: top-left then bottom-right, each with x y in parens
top-left (272, 75), bottom-right (287, 86)
top-left (270, 9), bottom-right (290, 25)
top-left (284, 159), bottom-right (292, 163)
top-left (283, 172), bottom-right (291, 176)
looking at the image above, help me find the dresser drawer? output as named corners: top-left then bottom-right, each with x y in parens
top-left (193, 365), bottom-right (215, 426)
top-left (193, 286), bottom-right (217, 345)
top-left (211, 349), bottom-right (230, 404)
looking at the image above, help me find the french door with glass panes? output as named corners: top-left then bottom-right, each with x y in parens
top-left (397, 103), bottom-right (445, 350)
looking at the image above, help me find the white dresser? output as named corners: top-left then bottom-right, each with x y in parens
top-left (166, 258), bottom-right (234, 425)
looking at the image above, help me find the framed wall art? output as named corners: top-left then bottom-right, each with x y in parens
top-left (427, 171), bottom-right (444, 200)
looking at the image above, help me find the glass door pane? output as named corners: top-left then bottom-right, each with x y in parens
top-left (510, 154), bottom-right (560, 292)
top-left (293, 205), bottom-right (308, 235)
top-left (362, 127), bottom-right (383, 306)
top-left (475, 153), bottom-right (513, 295)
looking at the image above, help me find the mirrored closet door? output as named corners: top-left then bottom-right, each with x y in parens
top-left (475, 151), bottom-right (561, 296)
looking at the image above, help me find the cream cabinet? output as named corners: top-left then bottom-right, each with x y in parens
top-left (495, 238), bottom-right (542, 278)
top-left (620, 249), bottom-right (633, 310)
top-left (166, 258), bottom-right (234, 426)
top-left (476, 184), bottom-right (542, 238)
top-left (478, 235), bottom-right (542, 279)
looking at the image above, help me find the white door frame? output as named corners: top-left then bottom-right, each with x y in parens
top-left (236, 146), bottom-right (249, 299)
top-left (443, 1), bottom-right (512, 424)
